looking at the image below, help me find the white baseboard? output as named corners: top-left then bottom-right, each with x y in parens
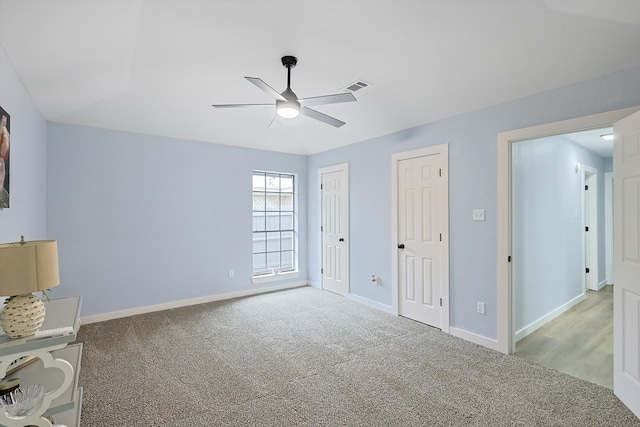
top-left (597, 280), bottom-right (608, 291)
top-left (346, 294), bottom-right (498, 352)
top-left (449, 327), bottom-right (498, 351)
top-left (81, 281), bottom-right (309, 324)
top-left (346, 293), bottom-right (394, 314)
top-left (515, 292), bottom-right (585, 342)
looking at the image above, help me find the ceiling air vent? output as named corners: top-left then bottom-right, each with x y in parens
top-left (342, 80), bottom-right (371, 93)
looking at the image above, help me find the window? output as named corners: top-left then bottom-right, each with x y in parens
top-left (252, 171), bottom-right (296, 277)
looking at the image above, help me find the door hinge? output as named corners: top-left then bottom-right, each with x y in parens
top-left (321, 226), bottom-right (323, 232)
top-left (439, 298), bottom-right (442, 307)
top-left (585, 226), bottom-right (589, 232)
top-left (585, 185), bottom-right (588, 191)
top-left (321, 268), bottom-right (323, 274)
top-left (439, 233), bottom-right (442, 242)
top-left (321, 184), bottom-right (323, 190)
top-left (586, 267), bottom-right (590, 273)
top-left (508, 255), bottom-right (512, 262)
top-left (439, 168), bottom-right (442, 177)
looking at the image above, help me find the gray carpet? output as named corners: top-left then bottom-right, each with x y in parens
top-left (75, 286), bottom-right (640, 426)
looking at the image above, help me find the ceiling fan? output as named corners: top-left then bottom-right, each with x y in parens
top-left (212, 56), bottom-right (356, 128)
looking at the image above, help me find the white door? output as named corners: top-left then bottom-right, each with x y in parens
top-left (613, 110), bottom-right (640, 418)
top-left (396, 151), bottom-right (445, 328)
top-left (321, 165), bottom-right (349, 296)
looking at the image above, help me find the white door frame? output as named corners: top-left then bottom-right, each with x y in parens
top-left (319, 163), bottom-right (350, 295)
top-left (605, 171), bottom-right (614, 285)
top-left (392, 144), bottom-right (450, 333)
top-left (497, 106), bottom-right (640, 354)
top-left (582, 164), bottom-right (599, 291)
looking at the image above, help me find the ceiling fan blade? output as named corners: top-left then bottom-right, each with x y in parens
top-left (269, 115), bottom-right (285, 128)
top-left (300, 107), bottom-right (346, 128)
top-left (299, 93), bottom-right (356, 107)
top-left (245, 77), bottom-right (286, 101)
top-left (212, 103), bottom-right (273, 108)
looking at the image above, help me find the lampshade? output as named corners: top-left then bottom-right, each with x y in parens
top-left (0, 239), bottom-right (60, 297)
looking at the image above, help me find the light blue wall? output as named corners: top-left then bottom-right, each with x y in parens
top-left (308, 65), bottom-right (640, 340)
top-left (4, 40), bottom-right (640, 340)
top-left (0, 46), bottom-right (48, 243)
top-left (604, 157), bottom-right (613, 173)
top-left (46, 123), bottom-right (307, 317)
top-left (512, 136), bottom-right (607, 332)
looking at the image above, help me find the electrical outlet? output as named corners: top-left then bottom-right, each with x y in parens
top-left (473, 209), bottom-right (485, 221)
top-left (228, 270), bottom-right (234, 278)
top-left (477, 301), bottom-right (486, 315)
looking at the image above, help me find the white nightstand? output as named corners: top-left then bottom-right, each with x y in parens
top-left (0, 296), bottom-right (82, 427)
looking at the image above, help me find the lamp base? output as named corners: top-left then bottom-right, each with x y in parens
top-left (0, 294), bottom-right (46, 338)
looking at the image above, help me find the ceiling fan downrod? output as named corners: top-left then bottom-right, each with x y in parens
top-left (281, 55), bottom-right (297, 91)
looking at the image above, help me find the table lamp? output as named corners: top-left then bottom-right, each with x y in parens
top-left (0, 236), bottom-right (60, 338)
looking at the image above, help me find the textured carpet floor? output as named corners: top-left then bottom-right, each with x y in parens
top-left (76, 286), bottom-right (639, 426)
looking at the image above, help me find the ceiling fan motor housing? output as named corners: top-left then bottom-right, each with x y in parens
top-left (276, 95), bottom-right (300, 118)
top-left (281, 87), bottom-right (298, 101)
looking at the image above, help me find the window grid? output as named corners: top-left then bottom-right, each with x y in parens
top-left (252, 172), bottom-right (295, 276)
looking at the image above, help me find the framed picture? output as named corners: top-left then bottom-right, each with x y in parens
top-left (0, 105), bottom-right (9, 208)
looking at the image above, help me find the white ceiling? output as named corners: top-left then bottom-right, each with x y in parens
top-left (1, 0), bottom-right (639, 155)
top-left (565, 127), bottom-right (613, 158)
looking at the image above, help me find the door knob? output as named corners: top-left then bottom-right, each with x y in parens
top-left (397, 244), bottom-right (405, 249)
top-left (339, 238), bottom-right (344, 242)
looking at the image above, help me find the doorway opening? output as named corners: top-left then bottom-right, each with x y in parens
top-left (497, 107), bottom-right (639, 354)
top-left (509, 127), bottom-right (613, 387)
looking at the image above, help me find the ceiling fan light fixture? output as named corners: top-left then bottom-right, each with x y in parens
top-left (276, 99), bottom-right (300, 118)
top-left (212, 55), bottom-right (356, 127)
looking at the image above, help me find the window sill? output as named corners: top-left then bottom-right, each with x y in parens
top-left (251, 271), bottom-right (299, 285)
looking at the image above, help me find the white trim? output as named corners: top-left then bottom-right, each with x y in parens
top-left (598, 279), bottom-right (608, 291)
top-left (515, 293), bottom-right (585, 342)
top-left (318, 163), bottom-right (350, 296)
top-left (604, 171), bottom-right (614, 285)
top-left (449, 327), bottom-right (498, 351)
top-left (582, 164), bottom-right (599, 292)
top-left (391, 152), bottom-right (399, 315)
top-left (81, 281), bottom-right (309, 324)
top-left (391, 144), bottom-right (450, 333)
top-left (346, 293), bottom-right (394, 314)
top-left (497, 105), bottom-right (640, 354)
top-left (251, 270), bottom-right (299, 285)
top-left (251, 170), bottom-right (300, 280)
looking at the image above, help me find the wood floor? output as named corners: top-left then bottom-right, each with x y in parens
top-left (515, 285), bottom-right (613, 389)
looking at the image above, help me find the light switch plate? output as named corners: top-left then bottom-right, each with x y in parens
top-left (477, 301), bottom-right (486, 315)
top-left (473, 209), bottom-right (485, 221)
